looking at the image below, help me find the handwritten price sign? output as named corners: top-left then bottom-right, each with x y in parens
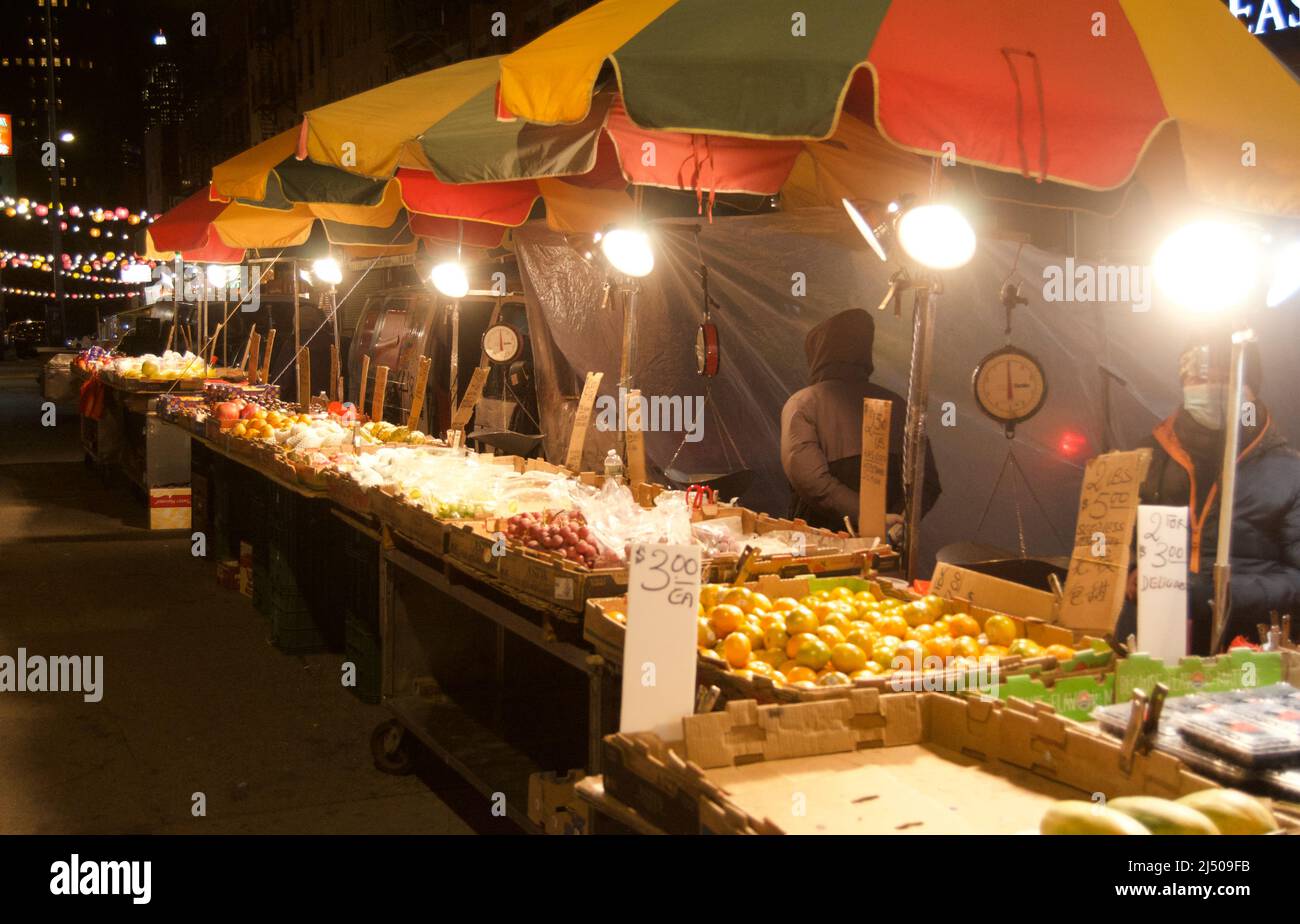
top-left (1136, 505), bottom-right (1190, 661)
top-left (619, 544), bottom-right (702, 741)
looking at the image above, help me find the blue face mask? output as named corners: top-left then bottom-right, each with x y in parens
top-left (1183, 383), bottom-right (1226, 430)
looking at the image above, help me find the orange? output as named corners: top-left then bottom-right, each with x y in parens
top-left (876, 614), bottom-right (909, 639)
top-left (822, 611), bottom-right (853, 635)
top-left (721, 587), bottom-right (756, 614)
top-left (741, 617), bottom-right (765, 649)
top-left (708, 603), bottom-right (745, 636)
top-left (748, 660), bottom-right (776, 678)
top-left (1045, 643), bottom-right (1078, 663)
top-left (770, 596), bottom-right (801, 612)
top-left (983, 614), bottom-right (1018, 647)
top-left (1008, 638), bottom-right (1045, 658)
top-left (785, 606), bottom-right (819, 636)
top-left (854, 590), bottom-right (878, 604)
top-left (749, 592), bottom-right (773, 613)
top-left (827, 585), bottom-right (854, 601)
top-left (699, 584), bottom-right (722, 610)
top-left (845, 627), bottom-right (877, 651)
top-left (787, 632), bottom-right (818, 659)
top-left (764, 626), bottom-right (791, 653)
top-left (753, 648), bottom-right (786, 667)
top-left (948, 613), bottom-right (981, 638)
top-left (811, 601), bottom-right (841, 624)
top-left (871, 637), bottom-right (901, 667)
top-left (850, 669), bottom-right (877, 682)
top-left (723, 632), bottom-right (752, 668)
top-left (902, 600), bottom-right (934, 628)
top-left (817, 671), bottom-right (851, 686)
top-left (799, 594), bottom-right (822, 609)
top-left (784, 665), bottom-right (817, 684)
top-left (758, 612), bottom-right (787, 632)
top-left (952, 635), bottom-right (981, 658)
top-left (981, 644), bottom-right (1009, 660)
top-left (697, 618), bottom-right (717, 649)
top-left (831, 642), bottom-right (868, 673)
top-left (778, 659), bottom-right (801, 677)
top-left (924, 634), bottom-right (956, 660)
top-left (815, 624), bottom-right (846, 648)
top-left (794, 636), bottom-right (832, 671)
top-left (700, 647), bottom-right (724, 663)
top-left (906, 624), bottom-right (937, 643)
top-left (894, 639), bottom-right (927, 671)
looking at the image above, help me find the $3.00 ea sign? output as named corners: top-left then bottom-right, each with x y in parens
top-left (619, 544), bottom-right (702, 741)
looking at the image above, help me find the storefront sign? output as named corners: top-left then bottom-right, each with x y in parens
top-left (0, 114), bottom-right (12, 156)
top-left (1228, 0), bottom-right (1300, 35)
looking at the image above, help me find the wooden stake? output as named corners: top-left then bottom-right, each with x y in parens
top-left (247, 332), bottom-right (261, 385)
top-left (358, 354), bottom-right (371, 419)
top-left (165, 320), bottom-right (176, 353)
top-left (449, 365), bottom-right (489, 434)
top-left (329, 343), bottom-right (340, 403)
top-left (626, 388), bottom-right (647, 485)
top-left (240, 324), bottom-right (257, 371)
top-left (260, 327), bottom-right (275, 385)
top-left (565, 371), bottom-right (604, 472)
top-left (371, 364), bottom-right (388, 423)
top-left (406, 355), bottom-right (432, 430)
top-left (297, 347), bottom-right (312, 410)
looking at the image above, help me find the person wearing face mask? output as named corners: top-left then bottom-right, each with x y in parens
top-left (1116, 337), bottom-right (1300, 654)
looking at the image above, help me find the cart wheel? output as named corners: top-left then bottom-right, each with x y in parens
top-left (370, 719), bottom-right (415, 775)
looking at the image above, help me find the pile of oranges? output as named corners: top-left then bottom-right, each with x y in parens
top-left (696, 583), bottom-right (1082, 689)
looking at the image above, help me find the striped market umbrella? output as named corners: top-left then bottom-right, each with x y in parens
top-left (498, 0), bottom-right (1300, 217)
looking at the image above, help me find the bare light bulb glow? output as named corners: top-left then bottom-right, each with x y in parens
top-left (896, 204), bottom-right (977, 270)
top-left (600, 228), bottom-right (655, 277)
top-left (1266, 240), bottom-right (1300, 308)
top-left (1153, 221), bottom-right (1260, 314)
top-left (205, 264), bottom-right (229, 286)
top-left (430, 261), bottom-right (469, 298)
top-left (312, 257), bottom-right (342, 286)
top-left (841, 198), bottom-right (888, 263)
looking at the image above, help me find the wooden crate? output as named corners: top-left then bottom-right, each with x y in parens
top-left (321, 469), bottom-right (372, 517)
top-left (603, 691), bottom-right (1227, 835)
top-left (585, 573), bottom-right (1078, 704)
top-left (369, 487), bottom-right (450, 555)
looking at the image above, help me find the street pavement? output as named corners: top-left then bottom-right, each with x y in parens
top-left (0, 358), bottom-right (491, 834)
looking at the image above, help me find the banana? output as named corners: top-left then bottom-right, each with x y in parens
top-left (1040, 800), bottom-right (1152, 835)
top-left (1108, 796), bottom-right (1220, 835)
top-left (1177, 789), bottom-right (1278, 835)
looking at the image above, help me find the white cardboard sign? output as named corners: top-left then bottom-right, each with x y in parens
top-left (619, 544), bottom-right (702, 742)
top-left (1136, 504), bottom-right (1190, 662)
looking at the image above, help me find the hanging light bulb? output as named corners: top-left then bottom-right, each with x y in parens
top-left (312, 256), bottom-right (342, 285)
top-left (600, 227), bottom-right (655, 277)
top-left (430, 260), bottom-right (469, 298)
top-left (1153, 220), bottom-right (1260, 314)
top-left (896, 204), bottom-right (977, 270)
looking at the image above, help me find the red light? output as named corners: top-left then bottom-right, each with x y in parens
top-left (1058, 430), bottom-right (1088, 456)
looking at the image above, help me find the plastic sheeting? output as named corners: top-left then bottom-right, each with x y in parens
top-left (514, 208), bottom-right (1299, 572)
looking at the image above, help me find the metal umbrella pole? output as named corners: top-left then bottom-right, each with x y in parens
top-left (1211, 327), bottom-right (1254, 651)
top-left (901, 283), bottom-right (938, 580)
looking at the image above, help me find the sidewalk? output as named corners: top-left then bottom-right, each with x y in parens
top-left (0, 359), bottom-right (480, 834)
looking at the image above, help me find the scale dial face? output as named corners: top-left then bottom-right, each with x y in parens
top-left (696, 322), bottom-right (719, 377)
top-left (482, 323), bottom-right (522, 365)
top-left (972, 346), bottom-right (1047, 425)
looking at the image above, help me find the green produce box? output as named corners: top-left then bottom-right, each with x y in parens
top-left (1115, 650), bottom-right (1284, 702)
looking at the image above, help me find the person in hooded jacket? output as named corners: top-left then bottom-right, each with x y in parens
top-left (1116, 337), bottom-right (1300, 653)
top-left (780, 309), bottom-right (941, 536)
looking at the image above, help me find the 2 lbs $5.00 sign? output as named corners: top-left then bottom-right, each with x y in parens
top-left (619, 544), bottom-right (702, 741)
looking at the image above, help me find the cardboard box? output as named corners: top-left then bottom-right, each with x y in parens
top-left (928, 562), bottom-right (1057, 622)
top-left (148, 486), bottom-right (191, 530)
top-left (1115, 650), bottom-right (1285, 702)
top-left (604, 691), bottom-right (1222, 835)
top-left (527, 769), bottom-right (590, 835)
